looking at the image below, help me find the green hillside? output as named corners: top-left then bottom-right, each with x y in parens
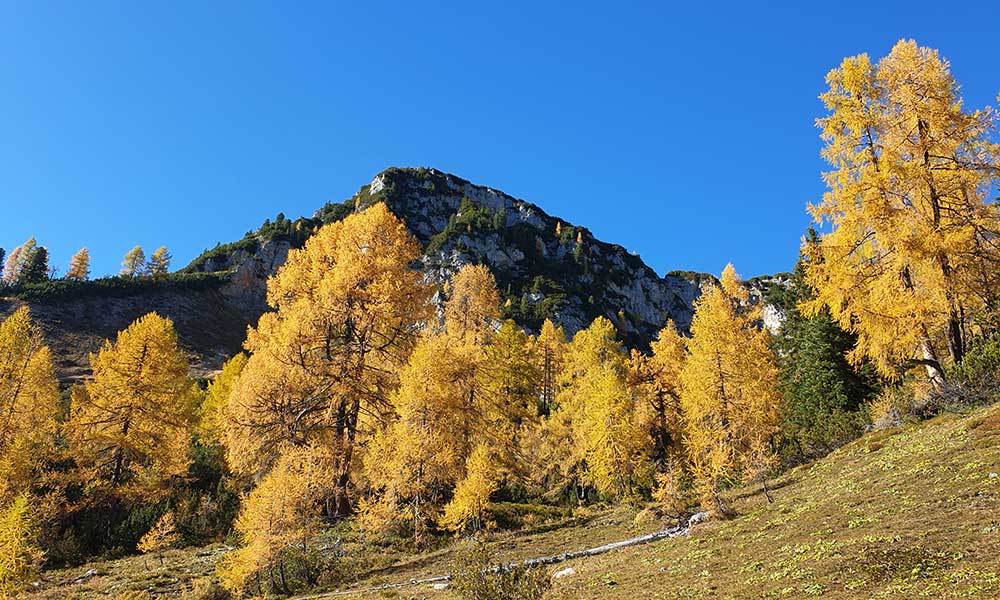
top-left (33, 402), bottom-right (1000, 599)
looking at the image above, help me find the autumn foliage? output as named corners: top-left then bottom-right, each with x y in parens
top-left (1, 39), bottom-right (999, 599)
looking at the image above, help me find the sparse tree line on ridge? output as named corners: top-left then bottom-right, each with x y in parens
top-left (0, 39), bottom-right (999, 599)
top-left (0, 241), bottom-right (172, 287)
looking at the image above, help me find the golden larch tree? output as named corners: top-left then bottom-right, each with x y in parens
top-left (0, 307), bottom-right (59, 502)
top-left (120, 246), bottom-right (145, 278)
top-left (218, 444), bottom-right (335, 596)
top-left (67, 312), bottom-right (193, 499)
top-left (137, 511), bottom-right (179, 555)
top-left (361, 267), bottom-right (514, 543)
top-left (65, 247), bottom-right (91, 281)
top-left (535, 318), bottom-right (566, 416)
top-left (633, 320), bottom-right (689, 502)
top-left (680, 264), bottom-right (781, 513)
top-left (439, 444), bottom-right (500, 533)
top-left (805, 40), bottom-right (1000, 384)
top-left (145, 246), bottom-right (172, 279)
top-left (555, 317), bottom-right (653, 499)
top-left (0, 494), bottom-right (43, 600)
top-left (443, 263), bottom-right (501, 346)
top-left (197, 353), bottom-right (246, 444)
top-left (224, 203), bottom-right (431, 515)
top-left (361, 335), bottom-right (473, 545)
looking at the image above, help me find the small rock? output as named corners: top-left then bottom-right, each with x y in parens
top-left (688, 511), bottom-right (710, 526)
top-left (553, 567), bottom-right (576, 579)
top-left (432, 582), bottom-right (449, 590)
top-left (989, 472), bottom-right (998, 479)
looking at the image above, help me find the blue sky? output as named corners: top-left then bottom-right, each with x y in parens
top-left (1, 1), bottom-right (997, 279)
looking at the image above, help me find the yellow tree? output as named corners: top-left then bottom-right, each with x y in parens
top-left (67, 312), bottom-right (193, 499)
top-left (137, 511), bottom-right (179, 555)
top-left (146, 246), bottom-right (172, 279)
top-left (475, 320), bottom-right (539, 463)
top-left (443, 264), bottom-right (501, 345)
top-left (0, 494), bottom-right (43, 600)
top-left (120, 246), bottom-right (145, 278)
top-left (65, 247), bottom-right (91, 281)
top-left (361, 335), bottom-right (472, 546)
top-left (439, 444), bottom-right (499, 533)
top-left (361, 267), bottom-right (510, 543)
top-left (197, 353), bottom-right (247, 444)
top-left (535, 319), bottom-right (566, 416)
top-left (218, 444), bottom-right (334, 596)
top-left (224, 203), bottom-right (430, 515)
top-left (0, 307), bottom-right (59, 502)
top-left (805, 40), bottom-right (1000, 384)
top-left (555, 317), bottom-right (653, 499)
top-left (1, 239), bottom-right (36, 286)
top-left (633, 321), bottom-right (689, 501)
top-left (680, 265), bottom-right (781, 513)
top-left (438, 320), bottom-right (539, 530)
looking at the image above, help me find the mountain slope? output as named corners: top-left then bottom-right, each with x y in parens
top-left (3, 167), bottom-right (786, 381)
top-left (186, 167), bottom-right (747, 345)
top-left (33, 399), bottom-right (1000, 599)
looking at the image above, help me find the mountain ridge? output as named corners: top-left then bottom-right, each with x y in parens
top-left (2, 167), bottom-right (788, 381)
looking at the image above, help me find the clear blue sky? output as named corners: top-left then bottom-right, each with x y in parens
top-left (1, 1), bottom-right (997, 279)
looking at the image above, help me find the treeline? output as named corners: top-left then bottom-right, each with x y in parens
top-left (0, 38), bottom-right (999, 600)
top-left (1, 239), bottom-right (174, 287)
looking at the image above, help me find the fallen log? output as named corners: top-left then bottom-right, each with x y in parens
top-left (292, 511), bottom-right (709, 599)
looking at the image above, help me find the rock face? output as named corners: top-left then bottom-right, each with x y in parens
top-left (6, 167), bottom-right (787, 382)
top-left (190, 167), bottom-right (742, 347)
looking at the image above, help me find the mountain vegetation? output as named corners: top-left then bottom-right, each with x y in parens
top-left (0, 39), bottom-right (998, 600)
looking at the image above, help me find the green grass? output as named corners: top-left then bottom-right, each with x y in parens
top-left (32, 404), bottom-right (1000, 599)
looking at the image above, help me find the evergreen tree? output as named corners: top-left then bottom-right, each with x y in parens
top-left (772, 230), bottom-right (879, 461)
top-left (20, 247), bottom-right (48, 284)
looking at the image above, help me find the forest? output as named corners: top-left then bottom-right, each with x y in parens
top-left (1, 40), bottom-right (999, 600)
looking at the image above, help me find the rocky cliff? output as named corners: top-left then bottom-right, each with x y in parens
top-left (4, 167), bottom-right (787, 382)
top-left (188, 167), bottom-right (733, 347)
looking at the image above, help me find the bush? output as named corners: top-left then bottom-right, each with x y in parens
top-left (449, 541), bottom-right (551, 600)
top-left (952, 335), bottom-right (1000, 381)
top-left (9, 273), bottom-right (229, 302)
top-left (868, 386), bottom-right (909, 430)
top-left (181, 578), bottom-right (231, 600)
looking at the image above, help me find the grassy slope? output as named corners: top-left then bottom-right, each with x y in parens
top-left (34, 404), bottom-right (1000, 599)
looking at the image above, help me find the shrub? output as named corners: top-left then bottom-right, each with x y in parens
top-left (10, 273), bottom-right (229, 302)
top-left (449, 541), bottom-right (551, 600)
top-left (867, 385), bottom-right (917, 430)
top-left (181, 578), bottom-right (231, 600)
